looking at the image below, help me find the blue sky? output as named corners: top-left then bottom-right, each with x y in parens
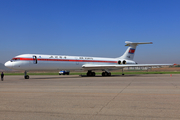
top-left (0, 0), bottom-right (180, 64)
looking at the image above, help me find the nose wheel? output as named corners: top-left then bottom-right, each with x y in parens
top-left (25, 75), bottom-right (29, 79)
top-left (24, 71), bottom-right (29, 79)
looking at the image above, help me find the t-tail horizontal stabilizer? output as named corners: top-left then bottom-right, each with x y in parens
top-left (125, 41), bottom-right (153, 46)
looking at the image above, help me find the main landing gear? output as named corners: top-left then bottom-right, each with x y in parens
top-left (86, 71), bottom-right (112, 76)
top-left (24, 71), bottom-right (29, 79)
top-left (87, 70), bottom-right (96, 76)
top-left (102, 71), bottom-right (111, 76)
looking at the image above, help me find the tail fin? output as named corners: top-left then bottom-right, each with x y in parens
top-left (118, 41), bottom-right (153, 60)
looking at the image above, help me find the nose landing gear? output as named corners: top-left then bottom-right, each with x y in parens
top-left (24, 71), bottom-right (29, 79)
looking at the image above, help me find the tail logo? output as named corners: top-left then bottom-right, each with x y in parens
top-left (129, 48), bottom-right (135, 54)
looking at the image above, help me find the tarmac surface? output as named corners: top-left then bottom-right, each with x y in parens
top-left (0, 74), bottom-right (180, 120)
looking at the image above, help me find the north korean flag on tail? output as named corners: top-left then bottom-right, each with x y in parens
top-left (129, 48), bottom-right (135, 54)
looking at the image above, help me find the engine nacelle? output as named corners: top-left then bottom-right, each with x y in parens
top-left (118, 60), bottom-right (136, 64)
top-left (123, 60), bottom-right (126, 64)
top-left (118, 60), bottom-right (121, 64)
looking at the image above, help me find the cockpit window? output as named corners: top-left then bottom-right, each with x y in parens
top-left (11, 58), bottom-right (20, 62)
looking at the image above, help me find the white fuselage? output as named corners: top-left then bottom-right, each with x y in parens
top-left (4, 41), bottom-right (172, 79)
top-left (5, 54), bottom-right (135, 71)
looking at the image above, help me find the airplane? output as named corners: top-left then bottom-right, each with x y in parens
top-left (4, 41), bottom-right (173, 79)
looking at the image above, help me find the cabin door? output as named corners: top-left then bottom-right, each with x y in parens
top-left (33, 56), bottom-right (37, 64)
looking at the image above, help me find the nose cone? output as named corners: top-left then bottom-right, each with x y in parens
top-left (4, 61), bottom-right (13, 69)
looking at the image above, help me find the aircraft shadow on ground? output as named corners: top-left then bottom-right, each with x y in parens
top-left (29, 74), bottom-right (139, 79)
top-left (80, 75), bottom-right (139, 77)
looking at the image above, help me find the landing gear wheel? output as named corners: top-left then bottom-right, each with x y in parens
top-left (24, 71), bottom-right (29, 79)
top-left (102, 72), bottom-right (111, 76)
top-left (87, 71), bottom-right (96, 76)
top-left (122, 74), bottom-right (124, 75)
top-left (87, 72), bottom-right (91, 76)
top-left (92, 72), bottom-right (95, 76)
top-left (25, 75), bottom-right (29, 79)
top-left (102, 72), bottom-right (105, 76)
top-left (108, 72), bottom-right (111, 76)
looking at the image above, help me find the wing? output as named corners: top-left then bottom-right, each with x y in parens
top-left (82, 64), bottom-right (173, 70)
